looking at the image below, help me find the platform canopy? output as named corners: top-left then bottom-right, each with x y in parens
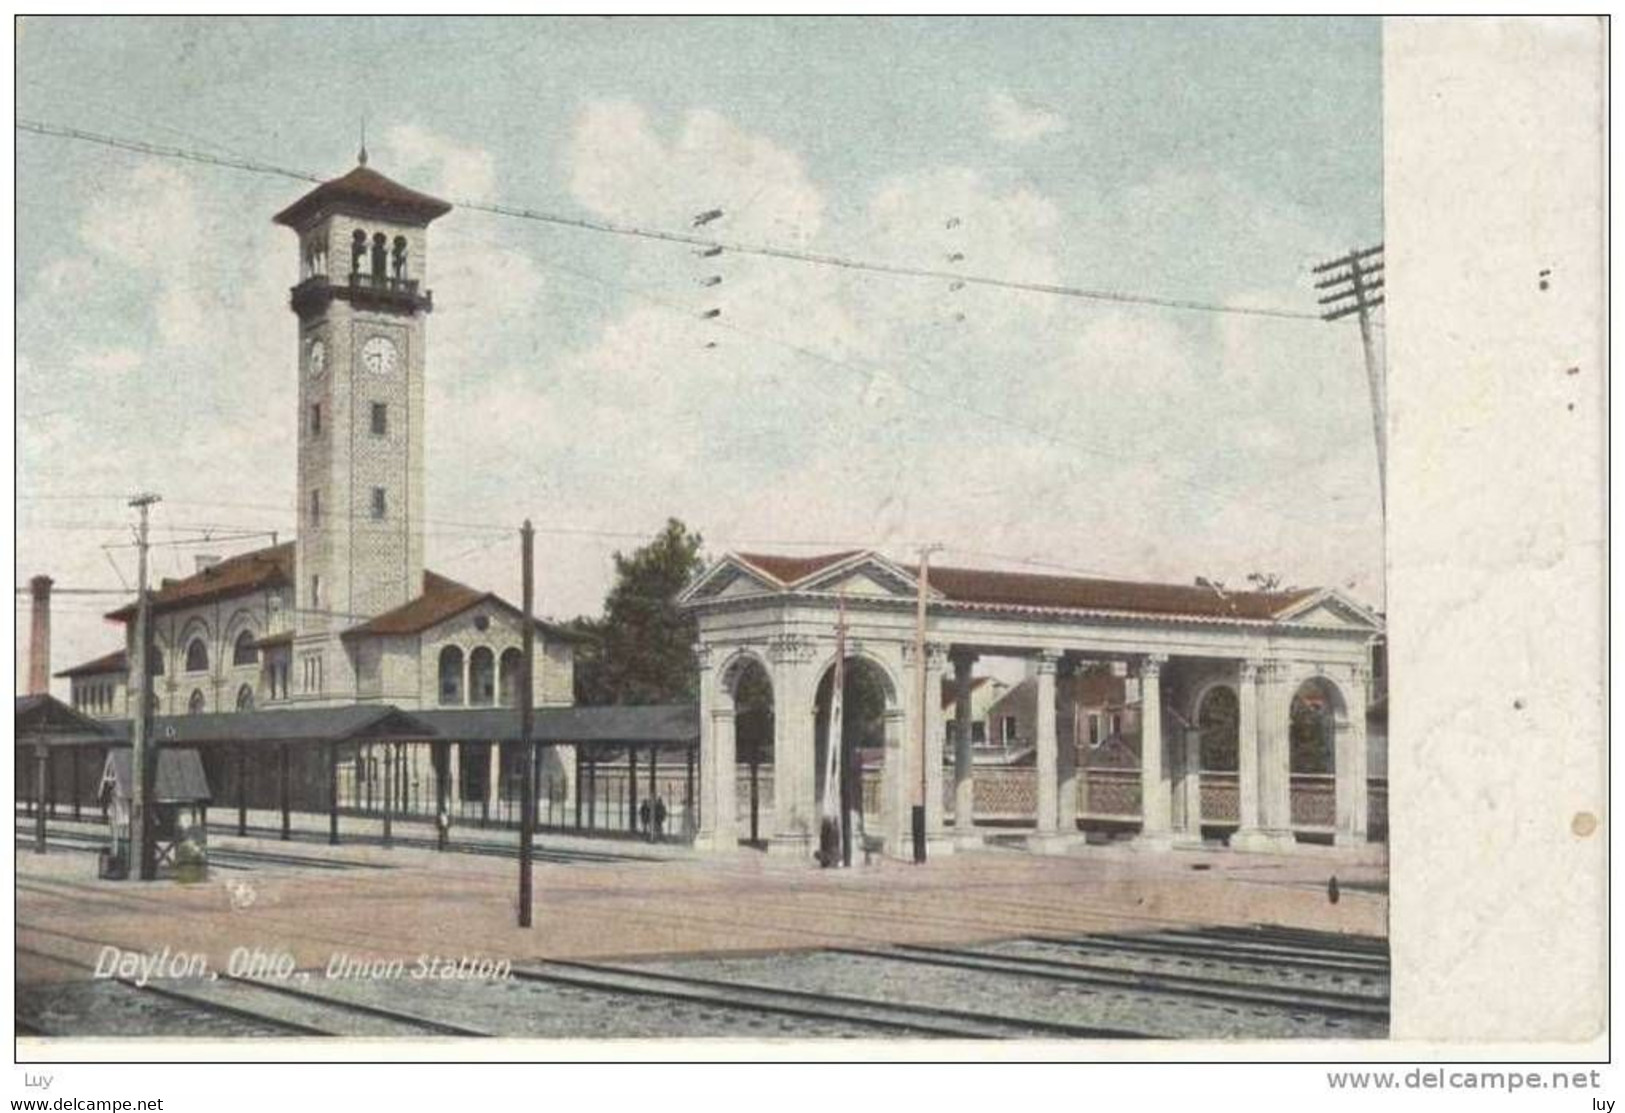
top-left (14, 694), bottom-right (111, 743)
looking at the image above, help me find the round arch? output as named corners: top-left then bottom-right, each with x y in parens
top-left (810, 653), bottom-right (897, 859)
top-left (1195, 683), bottom-right (1240, 772)
top-left (236, 684), bottom-right (255, 711)
top-left (1290, 675), bottom-right (1349, 776)
top-left (187, 689), bottom-right (206, 715)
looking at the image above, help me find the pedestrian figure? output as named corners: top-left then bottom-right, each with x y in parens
top-left (653, 797), bottom-right (667, 842)
top-left (1328, 875), bottom-right (1341, 904)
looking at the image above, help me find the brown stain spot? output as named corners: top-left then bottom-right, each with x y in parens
top-left (1571, 811), bottom-right (1598, 838)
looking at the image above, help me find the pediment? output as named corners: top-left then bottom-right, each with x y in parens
top-left (679, 559), bottom-right (783, 604)
top-left (798, 555), bottom-right (926, 599)
top-left (1275, 589), bottom-right (1383, 631)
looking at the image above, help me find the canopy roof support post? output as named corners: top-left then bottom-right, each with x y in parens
top-left (33, 740), bottom-right (48, 854)
top-left (278, 743), bottom-right (290, 842)
top-left (328, 742), bottom-right (339, 846)
top-left (237, 746), bottom-right (248, 837)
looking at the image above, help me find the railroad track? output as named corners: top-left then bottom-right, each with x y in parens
top-left (15, 824), bottom-right (378, 873)
top-left (512, 958), bottom-right (1151, 1039)
top-left (1022, 928), bottom-right (1388, 979)
top-left (16, 931), bottom-right (489, 1039)
top-left (829, 937), bottom-right (1388, 1024)
top-left (207, 820), bottom-right (662, 865)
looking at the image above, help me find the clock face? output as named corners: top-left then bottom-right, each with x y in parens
top-left (307, 339), bottom-right (326, 379)
top-left (362, 336), bottom-right (399, 376)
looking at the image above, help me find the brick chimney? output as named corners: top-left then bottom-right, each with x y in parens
top-left (27, 574), bottom-right (52, 696)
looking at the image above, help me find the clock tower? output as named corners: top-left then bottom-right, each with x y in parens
top-left (274, 154), bottom-right (451, 701)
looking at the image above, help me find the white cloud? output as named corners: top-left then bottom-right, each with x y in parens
top-left (986, 90), bottom-right (1067, 145)
top-left (380, 123), bottom-right (497, 200)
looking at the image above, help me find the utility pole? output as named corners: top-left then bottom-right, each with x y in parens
top-left (518, 520), bottom-right (536, 928)
top-left (1313, 245), bottom-right (1386, 511)
top-left (912, 543), bottom-right (943, 864)
top-left (128, 492), bottom-right (160, 881)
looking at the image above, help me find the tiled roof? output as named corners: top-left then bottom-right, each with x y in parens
top-left (273, 164), bottom-right (453, 228)
top-left (106, 542), bottom-right (294, 622)
top-left (727, 550), bottom-right (1315, 621)
top-left (344, 571), bottom-right (485, 637)
top-left (915, 563), bottom-right (1314, 621)
top-left (343, 571), bottom-right (588, 642)
top-left (56, 647), bottom-right (129, 678)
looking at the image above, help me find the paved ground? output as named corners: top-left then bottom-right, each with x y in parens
top-left (16, 811), bottom-right (1388, 1040)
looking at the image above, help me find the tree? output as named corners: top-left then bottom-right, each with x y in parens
top-left (570, 518), bottom-right (706, 706)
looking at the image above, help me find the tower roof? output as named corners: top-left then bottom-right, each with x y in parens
top-left (273, 163), bottom-right (453, 229)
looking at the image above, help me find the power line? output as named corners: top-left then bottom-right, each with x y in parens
top-left (17, 116), bottom-right (1325, 322)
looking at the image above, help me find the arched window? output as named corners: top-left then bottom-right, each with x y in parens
top-left (438, 645), bottom-right (464, 705)
top-left (185, 638), bottom-right (209, 673)
top-left (236, 684), bottom-right (255, 712)
top-left (187, 689), bottom-right (205, 715)
top-left (469, 647), bottom-right (496, 707)
top-left (392, 235), bottom-right (407, 280)
top-left (233, 630), bottom-right (258, 667)
top-left (498, 648), bottom-right (524, 708)
top-left (371, 232), bottom-right (387, 279)
top-left (351, 228), bottom-right (367, 275)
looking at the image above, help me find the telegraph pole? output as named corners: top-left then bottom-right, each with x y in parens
top-left (912, 543), bottom-right (942, 864)
top-left (1313, 245), bottom-right (1386, 511)
top-left (128, 493), bottom-right (160, 881)
top-left (518, 519), bottom-right (536, 928)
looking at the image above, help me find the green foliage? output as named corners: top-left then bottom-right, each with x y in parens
top-left (571, 518), bottom-right (706, 706)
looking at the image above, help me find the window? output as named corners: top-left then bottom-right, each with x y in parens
top-left (438, 646), bottom-right (464, 705)
top-left (370, 402), bottom-right (387, 436)
top-left (371, 487), bottom-right (387, 520)
top-left (311, 574), bottom-right (321, 608)
top-left (971, 722), bottom-right (986, 744)
top-left (185, 637), bottom-right (209, 673)
top-left (1109, 712), bottom-right (1123, 737)
top-left (236, 684), bottom-right (255, 711)
top-left (233, 630), bottom-right (258, 666)
top-left (309, 402), bottom-right (322, 435)
top-left (499, 647), bottom-right (524, 708)
top-left (309, 488), bottom-right (321, 526)
top-left (1002, 715), bottom-right (1018, 745)
top-left (301, 653), bottom-right (323, 694)
top-left (469, 646), bottom-right (495, 707)
top-left (1088, 713), bottom-right (1102, 746)
top-left (187, 689), bottom-right (205, 715)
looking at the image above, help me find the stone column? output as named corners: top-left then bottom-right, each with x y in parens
top-left (1027, 651), bottom-right (1076, 854)
top-left (921, 642), bottom-right (950, 848)
top-left (1180, 726), bottom-right (1204, 839)
top-left (1134, 655), bottom-right (1174, 848)
top-left (951, 651), bottom-right (981, 846)
top-left (695, 644), bottom-right (737, 853)
top-left (1231, 660), bottom-right (1295, 853)
top-left (1056, 661), bottom-right (1079, 835)
top-left (1261, 664), bottom-right (1294, 834)
top-left (883, 705), bottom-right (910, 858)
top-left (1336, 667), bottom-right (1371, 845)
top-left (769, 641), bottom-right (817, 856)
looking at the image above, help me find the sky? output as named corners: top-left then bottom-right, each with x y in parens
top-left (14, 16), bottom-right (1384, 692)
